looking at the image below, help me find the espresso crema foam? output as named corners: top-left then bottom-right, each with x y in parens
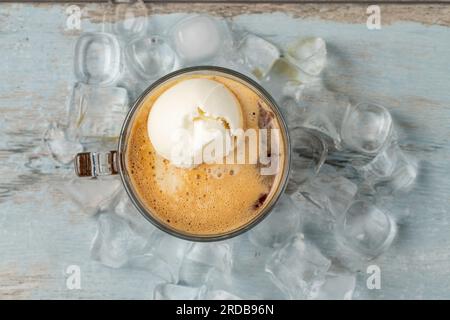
top-left (126, 74), bottom-right (285, 235)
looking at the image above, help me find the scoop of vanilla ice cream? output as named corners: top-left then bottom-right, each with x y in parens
top-left (147, 78), bottom-right (243, 168)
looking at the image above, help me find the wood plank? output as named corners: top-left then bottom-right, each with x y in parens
top-left (19, 2), bottom-right (450, 26)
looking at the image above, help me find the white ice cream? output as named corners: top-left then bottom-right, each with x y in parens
top-left (147, 78), bottom-right (243, 168)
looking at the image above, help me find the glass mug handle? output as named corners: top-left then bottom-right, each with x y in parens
top-left (75, 151), bottom-right (119, 177)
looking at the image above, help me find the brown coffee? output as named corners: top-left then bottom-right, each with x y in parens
top-left (125, 74), bottom-right (286, 236)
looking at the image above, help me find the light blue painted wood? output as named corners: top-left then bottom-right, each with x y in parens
top-left (0, 3), bottom-right (450, 299)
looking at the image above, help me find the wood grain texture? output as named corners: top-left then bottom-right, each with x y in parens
top-left (0, 2), bottom-right (450, 299)
top-left (78, 3), bottom-right (450, 26)
top-left (9, 2), bottom-right (450, 26)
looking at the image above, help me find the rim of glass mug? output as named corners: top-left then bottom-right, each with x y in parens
top-left (75, 66), bottom-right (291, 242)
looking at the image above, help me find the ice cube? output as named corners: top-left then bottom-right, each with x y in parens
top-left (125, 36), bottom-right (177, 80)
top-left (279, 97), bottom-right (306, 132)
top-left (210, 53), bottom-right (252, 77)
top-left (67, 83), bottom-right (129, 142)
top-left (91, 219), bottom-right (190, 282)
top-left (153, 283), bottom-right (206, 300)
top-left (202, 289), bottom-right (242, 300)
top-left (25, 150), bottom-right (59, 175)
top-left (43, 122), bottom-right (83, 165)
top-left (114, 193), bottom-right (158, 236)
top-left (267, 59), bottom-right (319, 95)
top-left (200, 236), bottom-right (286, 299)
top-left (113, 0), bottom-right (148, 39)
top-left (314, 265), bottom-right (356, 300)
top-left (341, 102), bottom-right (393, 154)
top-left (265, 234), bottom-right (331, 299)
top-left (248, 195), bottom-right (300, 248)
top-left (178, 242), bottom-right (233, 286)
top-left (290, 190), bottom-right (342, 262)
top-left (58, 177), bottom-right (122, 215)
top-left (296, 169), bottom-right (358, 219)
top-left (357, 142), bottom-right (399, 181)
top-left (286, 127), bottom-right (328, 194)
top-left (127, 253), bottom-right (178, 283)
top-left (298, 85), bottom-right (352, 149)
top-left (205, 265), bottom-right (286, 300)
top-left (91, 213), bottom-right (149, 268)
top-left (184, 242), bottom-right (233, 272)
top-left (290, 190), bottom-right (328, 223)
top-left (171, 15), bottom-right (230, 63)
top-left (178, 260), bottom-right (213, 287)
top-left (115, 66), bottom-right (148, 103)
top-left (285, 37), bottom-right (327, 76)
top-left (336, 200), bottom-right (397, 258)
top-left (386, 153), bottom-right (418, 193)
top-left (145, 231), bottom-right (193, 283)
top-left (282, 80), bottom-right (305, 103)
top-left (290, 192), bottom-right (364, 272)
top-left (358, 142), bottom-right (418, 193)
top-left (237, 34), bottom-right (280, 79)
top-left (74, 32), bottom-right (121, 85)
top-left (91, 222), bottom-right (188, 283)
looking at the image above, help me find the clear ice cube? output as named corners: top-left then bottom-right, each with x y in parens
top-left (314, 265), bottom-right (356, 300)
top-left (298, 85), bottom-right (352, 149)
top-left (115, 66), bottom-right (148, 103)
top-left (282, 80), bottom-right (305, 103)
top-left (179, 242), bottom-right (233, 286)
top-left (205, 264), bottom-right (286, 300)
top-left (153, 283), bottom-right (206, 300)
top-left (91, 213), bottom-right (149, 268)
top-left (289, 190), bottom-right (344, 264)
top-left (269, 58), bottom-right (319, 89)
top-left (201, 236), bottom-right (287, 299)
top-left (279, 97), bottom-right (306, 131)
top-left (113, 0), bottom-right (148, 39)
top-left (90, 220), bottom-right (189, 283)
top-left (357, 141), bottom-right (399, 181)
top-left (286, 127), bottom-right (328, 194)
top-left (128, 254), bottom-right (177, 282)
top-left (336, 200), bottom-right (397, 258)
top-left (144, 231), bottom-right (193, 283)
top-left (358, 141), bottom-right (418, 193)
top-left (184, 242), bottom-right (233, 272)
top-left (114, 193), bottom-right (158, 236)
top-left (178, 260), bottom-right (213, 287)
top-left (387, 153), bottom-right (418, 193)
top-left (58, 177), bottom-right (122, 215)
top-left (67, 83), bottom-right (129, 141)
top-left (290, 190), bottom-right (328, 223)
top-left (285, 37), bottom-right (327, 76)
top-left (265, 234), bottom-right (331, 299)
top-left (237, 34), bottom-right (280, 79)
top-left (43, 122), bottom-right (83, 165)
top-left (125, 36), bottom-right (177, 80)
top-left (171, 15), bottom-right (230, 63)
top-left (341, 102), bottom-right (393, 154)
top-left (91, 202), bottom-right (190, 282)
top-left (210, 53), bottom-right (251, 76)
top-left (202, 289), bottom-right (242, 300)
top-left (74, 32), bottom-right (121, 86)
top-left (296, 168), bottom-right (358, 219)
top-left (248, 195), bottom-right (301, 249)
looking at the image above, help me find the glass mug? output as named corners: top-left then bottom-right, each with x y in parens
top-left (74, 66), bottom-right (291, 241)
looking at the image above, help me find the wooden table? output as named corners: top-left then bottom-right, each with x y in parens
top-left (1, 2), bottom-right (450, 299)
